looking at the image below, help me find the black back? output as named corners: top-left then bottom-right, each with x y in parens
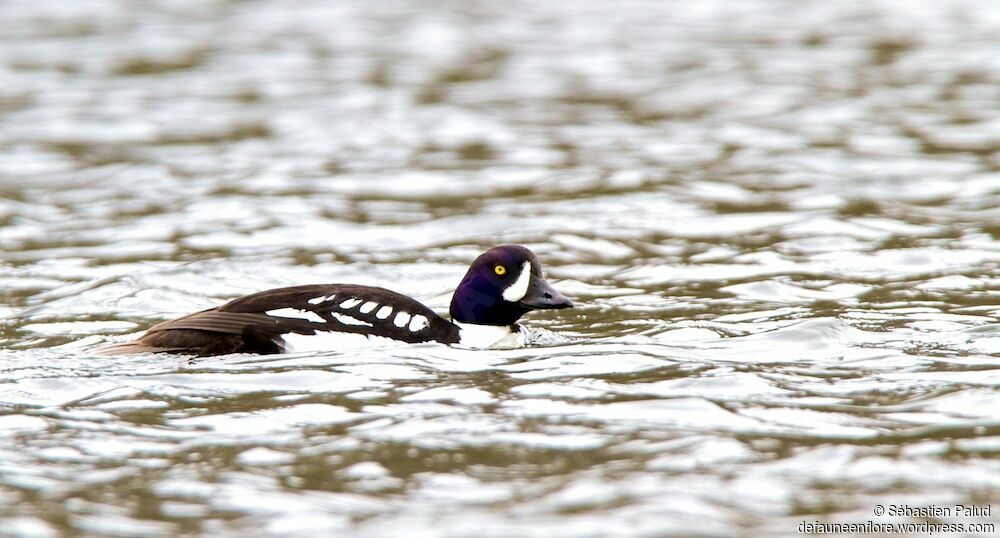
top-left (105, 284), bottom-right (459, 356)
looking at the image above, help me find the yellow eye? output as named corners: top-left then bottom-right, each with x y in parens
top-left (494, 265), bottom-right (506, 276)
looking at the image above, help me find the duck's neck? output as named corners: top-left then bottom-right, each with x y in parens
top-left (453, 321), bottom-right (524, 349)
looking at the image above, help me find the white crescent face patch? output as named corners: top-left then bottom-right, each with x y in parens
top-left (501, 261), bottom-right (532, 302)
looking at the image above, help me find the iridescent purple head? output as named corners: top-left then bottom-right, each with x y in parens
top-left (449, 245), bottom-right (573, 326)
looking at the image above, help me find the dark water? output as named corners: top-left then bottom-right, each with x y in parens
top-left (1, 0), bottom-right (999, 536)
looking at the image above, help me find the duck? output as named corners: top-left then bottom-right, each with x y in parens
top-left (99, 245), bottom-right (573, 356)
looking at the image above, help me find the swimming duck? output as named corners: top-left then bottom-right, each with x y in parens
top-left (100, 245), bottom-right (573, 356)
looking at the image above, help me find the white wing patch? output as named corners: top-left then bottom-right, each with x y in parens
top-left (359, 301), bottom-right (378, 314)
top-left (307, 295), bottom-right (335, 305)
top-left (375, 306), bottom-right (393, 319)
top-left (330, 312), bottom-right (373, 327)
top-left (502, 261), bottom-right (533, 302)
top-left (408, 315), bottom-right (429, 332)
top-left (282, 331), bottom-right (399, 352)
top-left (266, 308), bottom-right (325, 323)
top-left (393, 311), bottom-right (411, 328)
top-left (339, 298), bottom-right (362, 309)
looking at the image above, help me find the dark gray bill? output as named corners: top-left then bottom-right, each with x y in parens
top-left (519, 274), bottom-right (574, 309)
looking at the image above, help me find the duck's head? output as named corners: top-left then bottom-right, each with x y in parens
top-left (449, 244), bottom-right (573, 326)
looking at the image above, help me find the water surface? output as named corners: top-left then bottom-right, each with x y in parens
top-left (1, 0), bottom-right (999, 536)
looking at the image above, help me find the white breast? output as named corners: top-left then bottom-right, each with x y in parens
top-left (454, 321), bottom-right (526, 349)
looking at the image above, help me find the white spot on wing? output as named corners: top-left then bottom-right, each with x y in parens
top-left (340, 298), bottom-right (362, 309)
top-left (330, 312), bottom-right (373, 327)
top-left (408, 315), bottom-right (429, 332)
top-left (266, 308), bottom-right (325, 323)
top-left (502, 261), bottom-right (533, 302)
top-left (307, 295), bottom-right (335, 305)
top-left (375, 306), bottom-right (393, 319)
top-left (393, 312), bottom-right (411, 328)
top-left (359, 301), bottom-right (378, 314)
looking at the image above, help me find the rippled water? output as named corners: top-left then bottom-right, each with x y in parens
top-left (2, 0), bottom-right (999, 536)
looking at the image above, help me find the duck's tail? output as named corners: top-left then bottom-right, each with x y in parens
top-left (95, 341), bottom-right (186, 355)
